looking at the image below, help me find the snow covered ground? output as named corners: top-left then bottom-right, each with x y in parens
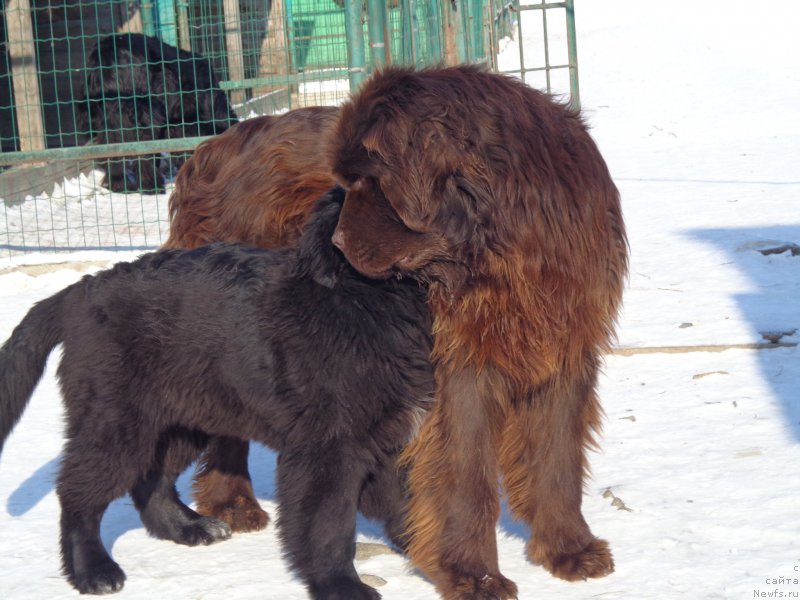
top-left (1, 1), bottom-right (799, 598)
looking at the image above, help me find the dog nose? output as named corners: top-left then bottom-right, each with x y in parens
top-left (332, 227), bottom-right (345, 250)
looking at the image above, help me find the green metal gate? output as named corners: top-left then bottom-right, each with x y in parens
top-left (0, 0), bottom-right (579, 257)
top-left (492, 0), bottom-right (580, 108)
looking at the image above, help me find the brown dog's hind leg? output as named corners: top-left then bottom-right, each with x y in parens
top-left (192, 436), bottom-right (269, 532)
top-left (402, 367), bottom-right (518, 600)
top-left (499, 364), bottom-right (614, 582)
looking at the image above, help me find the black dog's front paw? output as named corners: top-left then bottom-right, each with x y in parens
top-left (69, 559), bottom-right (126, 595)
top-left (310, 575), bottom-right (381, 600)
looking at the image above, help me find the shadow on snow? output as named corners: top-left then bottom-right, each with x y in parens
top-left (689, 224), bottom-right (800, 439)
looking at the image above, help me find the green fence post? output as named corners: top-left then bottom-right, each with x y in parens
top-left (155, 0), bottom-right (179, 47)
top-left (344, 0), bottom-right (367, 90)
top-left (141, 2), bottom-right (157, 38)
top-left (367, 0), bottom-right (388, 67)
top-left (399, 0), bottom-right (414, 64)
top-left (565, 0), bottom-right (580, 110)
top-left (402, 0), bottom-right (429, 66)
top-left (441, 0), bottom-right (468, 65)
top-left (285, 0), bottom-right (298, 71)
top-left (177, 0), bottom-right (191, 50)
top-left (466, 0), bottom-right (484, 61)
top-left (425, 0), bottom-right (443, 63)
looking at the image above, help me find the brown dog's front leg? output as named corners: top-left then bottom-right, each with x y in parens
top-left (402, 367), bottom-right (518, 600)
top-left (500, 365), bottom-right (614, 582)
top-left (192, 436), bottom-right (269, 532)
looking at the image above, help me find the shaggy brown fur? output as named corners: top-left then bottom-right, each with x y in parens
top-left (329, 65), bottom-right (628, 599)
top-left (163, 106), bottom-right (339, 532)
top-left (165, 106), bottom-right (339, 250)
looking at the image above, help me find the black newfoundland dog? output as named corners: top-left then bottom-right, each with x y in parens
top-left (77, 33), bottom-right (237, 193)
top-left (0, 188), bottom-right (433, 599)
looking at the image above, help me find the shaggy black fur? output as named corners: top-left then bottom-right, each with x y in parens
top-left (0, 188), bottom-right (433, 599)
top-left (77, 33), bottom-right (237, 193)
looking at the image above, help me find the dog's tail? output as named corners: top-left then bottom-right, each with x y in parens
top-left (0, 287), bottom-right (68, 454)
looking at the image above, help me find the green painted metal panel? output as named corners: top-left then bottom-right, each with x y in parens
top-left (155, 0), bottom-right (180, 47)
top-left (288, 0), bottom-right (349, 71)
top-left (343, 0), bottom-right (367, 88)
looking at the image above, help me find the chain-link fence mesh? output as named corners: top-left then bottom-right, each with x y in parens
top-left (1, 0), bottom-right (578, 258)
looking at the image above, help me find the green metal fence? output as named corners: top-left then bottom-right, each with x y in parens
top-left (492, 0), bottom-right (579, 108)
top-left (0, 0), bottom-right (579, 258)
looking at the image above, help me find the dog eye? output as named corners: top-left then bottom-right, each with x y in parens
top-left (336, 175), bottom-right (360, 188)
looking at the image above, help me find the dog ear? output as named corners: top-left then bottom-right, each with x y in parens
top-left (292, 187), bottom-right (346, 288)
top-left (437, 167), bottom-right (512, 257)
top-left (373, 120), bottom-right (463, 233)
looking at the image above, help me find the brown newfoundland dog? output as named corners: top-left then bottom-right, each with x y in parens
top-left (163, 106), bottom-right (339, 532)
top-left (328, 65), bottom-right (628, 599)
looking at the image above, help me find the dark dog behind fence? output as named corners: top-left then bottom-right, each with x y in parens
top-left (76, 33), bottom-right (237, 194)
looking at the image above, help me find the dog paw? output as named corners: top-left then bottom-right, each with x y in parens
top-left (179, 516), bottom-right (233, 546)
top-left (531, 538), bottom-right (614, 582)
top-left (445, 573), bottom-right (519, 599)
top-left (197, 496), bottom-right (269, 533)
top-left (310, 576), bottom-right (382, 600)
top-left (70, 560), bottom-right (126, 595)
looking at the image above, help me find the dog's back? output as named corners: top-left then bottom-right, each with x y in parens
top-left (165, 106), bottom-right (339, 250)
top-left (60, 190), bottom-right (430, 434)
